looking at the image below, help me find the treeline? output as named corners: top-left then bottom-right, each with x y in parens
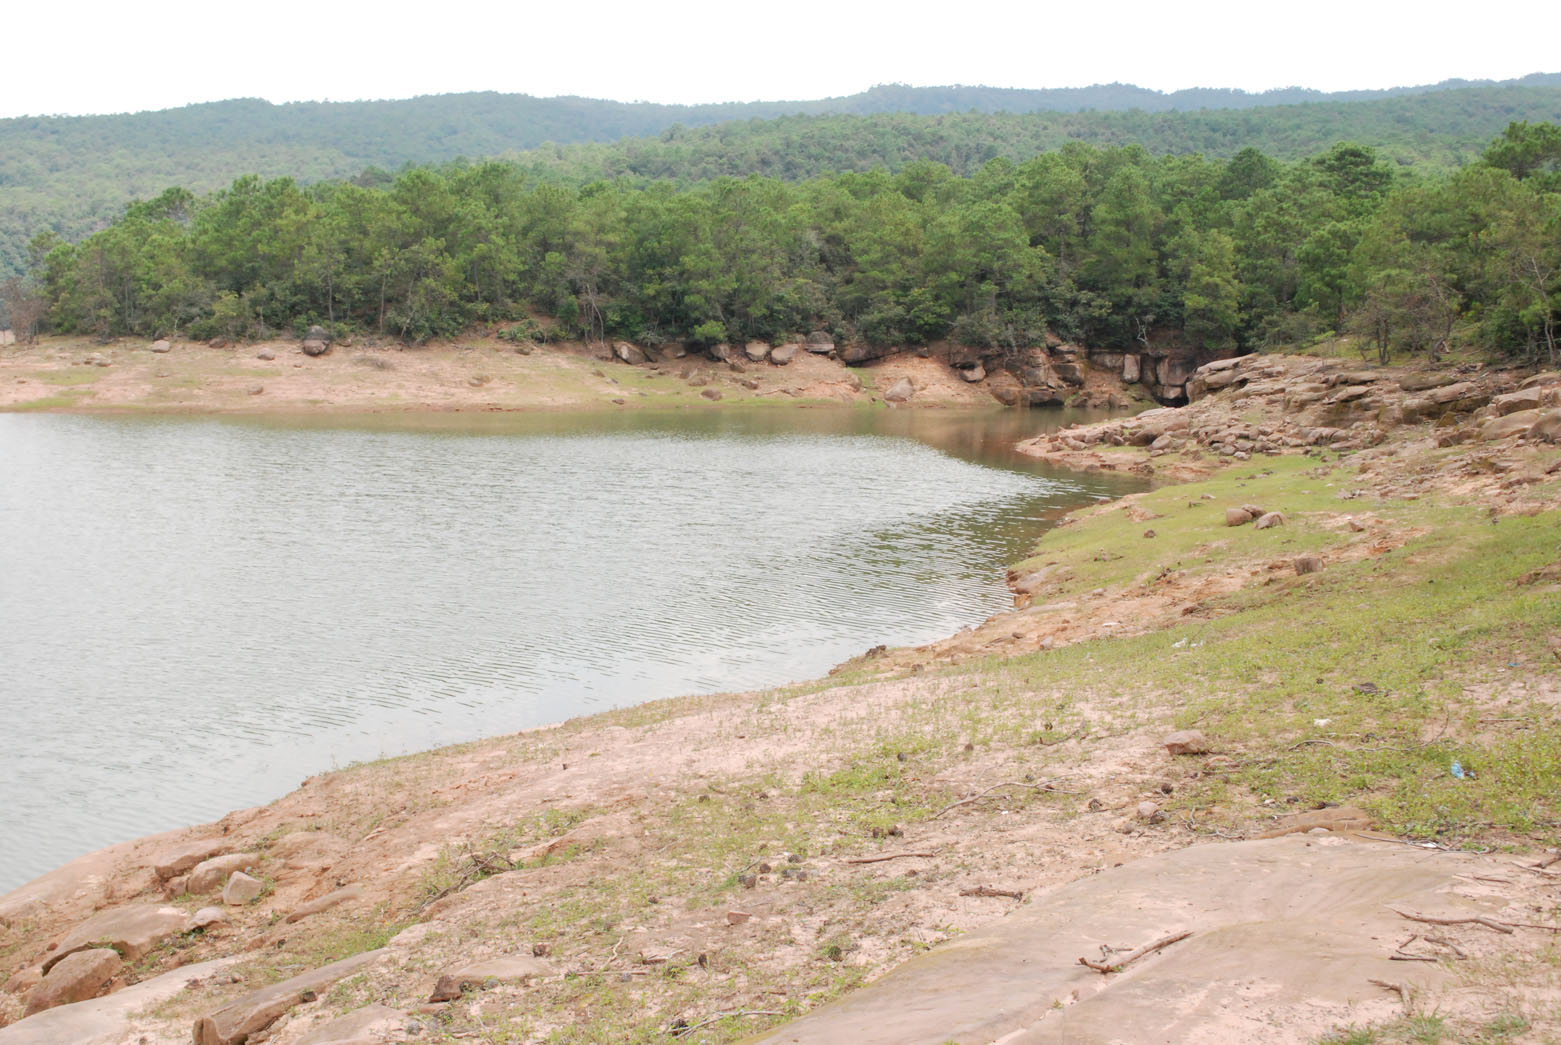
top-left (4, 83), bottom-right (1560, 281)
top-left (22, 123), bottom-right (1561, 365)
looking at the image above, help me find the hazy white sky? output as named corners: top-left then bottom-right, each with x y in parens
top-left (3, 0), bottom-right (1552, 118)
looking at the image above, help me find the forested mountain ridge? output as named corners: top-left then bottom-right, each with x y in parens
top-left (3, 78), bottom-right (1560, 280)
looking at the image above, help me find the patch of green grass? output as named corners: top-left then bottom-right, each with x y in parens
top-left (28, 369), bottom-right (100, 385)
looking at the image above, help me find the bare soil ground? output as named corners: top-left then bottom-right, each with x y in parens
top-left (0, 336), bottom-right (1006, 414)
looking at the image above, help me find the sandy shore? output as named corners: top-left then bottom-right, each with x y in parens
top-left (0, 335), bottom-right (1039, 415)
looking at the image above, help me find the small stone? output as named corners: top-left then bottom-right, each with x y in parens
top-left (223, 871), bottom-right (265, 906)
top-left (256, 350), bottom-right (275, 361)
top-left (1143, 529), bottom-right (1157, 538)
top-left (1294, 555), bottom-right (1324, 575)
top-left (1225, 507), bottom-right (1255, 526)
top-left (4, 966), bottom-right (42, 996)
top-left (1254, 511), bottom-right (1286, 529)
top-left (150, 339), bottom-right (172, 353)
top-left (1162, 730), bottom-right (1210, 755)
top-left (700, 387), bottom-right (723, 401)
top-left (188, 853), bottom-right (257, 895)
top-left (726, 911), bottom-right (752, 926)
top-left (246, 384), bottom-right (264, 396)
top-left (531, 943), bottom-right (550, 957)
top-left (1135, 801), bottom-right (1160, 820)
top-left (1347, 519), bottom-right (1367, 532)
top-left (187, 907), bottom-right (228, 931)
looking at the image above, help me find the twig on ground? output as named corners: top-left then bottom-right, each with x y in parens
top-left (929, 781), bottom-right (1079, 821)
top-left (1388, 907), bottom-right (1514, 934)
top-left (1077, 931), bottom-right (1192, 973)
top-left (673, 1010), bottom-right (784, 1038)
top-left (845, 851), bottom-right (937, 865)
top-left (1455, 874), bottom-right (1511, 884)
top-left (1368, 978), bottom-right (1413, 1012)
top-left (960, 886), bottom-right (1025, 900)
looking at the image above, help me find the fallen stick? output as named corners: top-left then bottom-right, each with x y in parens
top-left (960, 886), bottom-right (1025, 900)
top-left (1368, 978), bottom-right (1413, 1012)
top-left (1077, 931), bottom-right (1192, 973)
top-left (673, 1010), bottom-right (783, 1038)
top-left (929, 781), bottom-right (1079, 821)
top-left (845, 851), bottom-right (937, 865)
top-left (1390, 952), bottom-right (1439, 962)
top-left (1388, 907), bottom-right (1514, 934)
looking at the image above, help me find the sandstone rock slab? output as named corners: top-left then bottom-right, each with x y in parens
top-left (24, 948), bottom-right (120, 1016)
top-left (428, 956), bottom-right (553, 1002)
top-left (294, 1004), bottom-right (406, 1045)
top-left (192, 949), bottom-right (384, 1045)
top-left (769, 343), bottom-right (798, 366)
top-left (151, 838), bottom-right (228, 880)
top-left (285, 884), bottom-right (363, 924)
top-left (43, 904), bottom-right (188, 973)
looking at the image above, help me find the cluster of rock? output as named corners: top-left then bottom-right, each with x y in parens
top-left (1030, 353), bottom-right (1561, 462)
top-left (599, 329), bottom-right (1222, 409)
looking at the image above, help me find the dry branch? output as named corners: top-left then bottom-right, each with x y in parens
top-left (960, 886), bottom-right (1025, 900)
top-left (1388, 907), bottom-right (1514, 933)
top-left (928, 781), bottom-right (1079, 821)
top-left (844, 851), bottom-right (937, 865)
top-left (1368, 978), bottom-right (1413, 1012)
top-left (1077, 931), bottom-right (1192, 973)
top-left (673, 1010), bottom-right (783, 1038)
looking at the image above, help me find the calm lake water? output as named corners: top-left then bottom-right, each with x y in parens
top-left (0, 407), bottom-right (1139, 891)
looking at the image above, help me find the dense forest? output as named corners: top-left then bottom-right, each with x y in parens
top-left (2, 79), bottom-right (1559, 280)
top-left (13, 120), bottom-right (1560, 367)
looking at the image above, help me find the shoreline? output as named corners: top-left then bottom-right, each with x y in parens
top-left (2, 352), bottom-right (1559, 1044)
top-left (0, 334), bottom-right (1143, 417)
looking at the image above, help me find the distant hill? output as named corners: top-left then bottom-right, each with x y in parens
top-left (2, 75), bottom-right (1560, 278)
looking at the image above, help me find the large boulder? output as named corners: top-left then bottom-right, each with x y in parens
top-left (959, 363), bottom-right (986, 383)
top-left (770, 344), bottom-right (799, 366)
top-left (744, 341), bottom-right (771, 363)
top-left (300, 325), bottom-right (330, 357)
top-left (806, 331), bottom-right (835, 353)
top-left (612, 341), bottom-right (647, 365)
top-left (24, 948), bottom-right (120, 1016)
top-left (1481, 409), bottom-right (1542, 441)
top-left (1529, 409), bottom-right (1561, 443)
top-left (840, 343), bottom-right (889, 364)
top-left (1123, 354), bottom-right (1142, 384)
top-left (1491, 387), bottom-right (1543, 416)
top-left (883, 378), bottom-right (915, 403)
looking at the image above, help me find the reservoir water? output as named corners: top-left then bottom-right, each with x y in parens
top-left (0, 407), bottom-right (1139, 891)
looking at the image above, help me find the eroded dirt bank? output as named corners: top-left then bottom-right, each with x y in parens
top-left (0, 335), bottom-right (1138, 415)
top-left (2, 353), bottom-right (1560, 1045)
